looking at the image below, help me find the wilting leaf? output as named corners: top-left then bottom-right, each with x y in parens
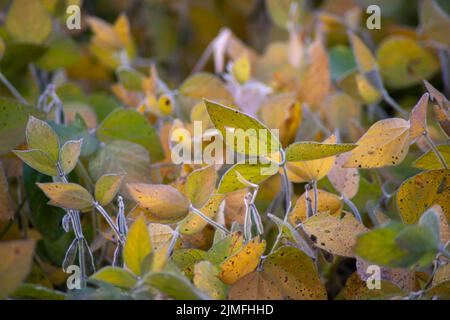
top-left (91, 267), bottom-right (137, 290)
top-left (289, 190), bottom-right (343, 225)
top-left (377, 36), bottom-right (439, 88)
top-left (185, 165), bottom-right (217, 209)
top-left (413, 145), bottom-right (450, 170)
top-left (205, 100), bottom-right (280, 157)
top-left (218, 237), bottom-right (265, 284)
top-left (0, 240), bottom-right (35, 299)
top-left (344, 118), bottom-right (410, 168)
top-left (303, 212), bottom-right (368, 257)
top-left (37, 182), bottom-right (94, 211)
top-left (6, 0), bottom-right (51, 44)
top-left (424, 80), bottom-right (450, 138)
top-left (96, 109), bottom-right (164, 161)
top-left (229, 271), bottom-right (285, 300)
top-left (263, 246), bottom-right (327, 300)
top-left (94, 174), bottom-right (124, 206)
top-left (127, 183), bottom-right (190, 223)
top-left (60, 139), bottom-right (82, 175)
top-left (124, 216), bottom-right (152, 276)
top-left (0, 99), bottom-right (45, 154)
top-left (396, 169), bottom-right (450, 224)
top-left (409, 93), bottom-right (429, 141)
top-left (194, 261), bottom-right (227, 299)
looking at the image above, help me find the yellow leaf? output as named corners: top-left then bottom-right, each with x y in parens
top-left (396, 169), bottom-right (450, 224)
top-left (185, 165), bottom-right (217, 209)
top-left (286, 135), bottom-right (338, 182)
top-left (94, 174), bottom-right (124, 206)
top-left (60, 140), bottom-right (82, 176)
top-left (344, 118), bottom-right (410, 168)
top-left (356, 74), bottom-right (382, 104)
top-left (127, 183), bottom-right (190, 223)
top-left (285, 140), bottom-right (356, 162)
top-left (263, 246), bottom-right (327, 300)
top-left (87, 16), bottom-right (122, 49)
top-left (194, 261), bottom-right (227, 299)
top-left (342, 272), bottom-right (404, 300)
top-left (179, 195), bottom-right (224, 235)
top-left (229, 271), bottom-right (285, 300)
top-left (349, 32), bottom-right (377, 73)
top-left (148, 223), bottom-right (173, 251)
top-left (289, 189), bottom-right (343, 225)
top-left (124, 216), bottom-right (152, 276)
top-left (219, 237), bottom-right (265, 284)
top-left (303, 212), bottom-right (369, 257)
top-left (91, 267), bottom-right (137, 289)
top-left (413, 145), bottom-right (450, 170)
top-left (328, 153), bottom-right (360, 199)
top-left (37, 182), bottom-right (94, 211)
top-left (409, 93), bottom-right (429, 141)
top-left (232, 53), bottom-right (251, 84)
top-left (0, 240), bottom-right (35, 299)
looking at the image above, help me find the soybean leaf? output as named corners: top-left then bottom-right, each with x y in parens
top-left (26, 116), bottom-right (60, 162)
top-left (60, 139), bottom-right (82, 175)
top-left (218, 163), bottom-right (276, 194)
top-left (185, 165), bottom-right (217, 209)
top-left (285, 141), bottom-right (356, 162)
top-left (409, 93), bottom-right (429, 141)
top-left (193, 261), bottom-right (228, 300)
top-left (171, 249), bottom-right (207, 279)
top-left (91, 267), bottom-right (137, 290)
top-left (229, 271), bottom-right (285, 300)
top-left (144, 271), bottom-right (208, 300)
top-left (179, 195), bottom-right (224, 235)
top-left (37, 182), bottom-right (94, 211)
top-left (413, 145), bottom-right (450, 170)
top-left (94, 173), bottom-right (124, 206)
top-left (13, 149), bottom-right (58, 177)
top-left (124, 216), bottom-right (152, 276)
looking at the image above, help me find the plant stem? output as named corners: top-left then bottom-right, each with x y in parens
top-left (304, 184), bottom-right (314, 219)
top-left (438, 48), bottom-right (450, 97)
top-left (382, 90), bottom-right (408, 117)
top-left (312, 180), bottom-right (318, 215)
top-left (190, 205), bottom-right (230, 235)
top-left (342, 195), bottom-right (362, 223)
top-left (94, 202), bottom-right (125, 245)
top-left (423, 132), bottom-right (448, 169)
top-left (166, 226), bottom-right (180, 257)
top-left (0, 71), bottom-right (28, 105)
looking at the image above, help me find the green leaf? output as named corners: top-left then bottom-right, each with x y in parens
top-left (0, 240), bottom-right (35, 299)
top-left (328, 45), bottom-right (357, 82)
top-left (6, 0), bottom-right (52, 44)
top-left (171, 249), bottom-right (207, 279)
top-left (60, 139), bottom-right (82, 175)
top-left (218, 163), bottom-right (275, 194)
top-left (285, 141), bottom-right (357, 162)
top-left (116, 66), bottom-right (143, 91)
top-left (193, 261), bottom-right (228, 300)
top-left (96, 109), bottom-right (164, 161)
top-left (412, 146), bottom-right (450, 170)
top-left (11, 283), bottom-right (66, 300)
top-left (13, 149), bottom-right (58, 177)
top-left (185, 165), bottom-right (216, 208)
top-left (26, 116), bottom-right (60, 162)
top-left (144, 271), bottom-right (208, 300)
top-left (206, 232), bottom-right (244, 266)
top-left (0, 98), bottom-right (45, 154)
top-left (36, 37), bottom-right (81, 71)
top-left (124, 216), bottom-right (152, 276)
top-left (263, 246), bottom-right (327, 300)
top-left (89, 141), bottom-right (151, 198)
top-left (91, 267), bottom-right (137, 290)
top-left (37, 182), bottom-right (94, 211)
top-left (266, 0), bottom-right (305, 30)
top-left (95, 174), bottom-right (124, 206)
top-left (205, 100), bottom-right (280, 157)
top-left (377, 36), bottom-right (439, 88)
top-left (395, 226), bottom-right (439, 265)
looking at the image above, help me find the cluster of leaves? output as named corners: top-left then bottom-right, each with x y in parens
top-left (0, 0), bottom-right (450, 300)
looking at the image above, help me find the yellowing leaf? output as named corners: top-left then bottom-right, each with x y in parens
top-left (424, 80), bottom-right (450, 138)
top-left (172, 249), bottom-right (207, 279)
top-left (0, 240), bottom-right (35, 299)
top-left (396, 169), bottom-right (450, 224)
top-left (286, 135), bottom-right (338, 182)
top-left (328, 153), bottom-right (360, 199)
top-left (13, 149), bottom-right (57, 177)
top-left (124, 216), bottom-right (152, 276)
top-left (303, 212), bottom-right (369, 257)
top-left (229, 271), bottom-right (285, 300)
top-left (94, 174), bottom-right (124, 206)
top-left (185, 165), bottom-right (217, 209)
top-left (349, 32), bottom-right (377, 73)
top-left (127, 183), bottom-right (190, 223)
top-left (342, 272), bottom-right (404, 300)
top-left (194, 261), bottom-right (227, 300)
top-left (263, 246), bottom-right (327, 300)
top-left (91, 267), bottom-right (137, 290)
top-left (344, 118), bottom-right (410, 168)
top-left (218, 163), bottom-right (275, 193)
top-left (37, 182), bottom-right (94, 211)
top-left (148, 223), bottom-right (173, 251)
top-left (60, 139), bottom-right (82, 175)
top-left (356, 73), bottom-right (382, 104)
top-left (205, 100), bottom-right (280, 157)
top-left (289, 189), bottom-right (343, 225)
top-left (420, 0), bottom-right (450, 46)
top-left (285, 141), bottom-right (356, 162)
top-left (219, 237), bottom-right (265, 284)
top-left (413, 145), bottom-right (450, 170)
top-left (179, 195), bottom-right (224, 235)
top-left (409, 93), bottom-right (429, 141)
top-left (206, 232), bottom-right (245, 266)
top-left (87, 16), bottom-right (122, 49)
top-left (179, 73), bottom-right (233, 103)
top-left (26, 116), bottom-right (59, 162)
top-left (6, 0), bottom-right (51, 44)
top-left (377, 36), bottom-right (439, 88)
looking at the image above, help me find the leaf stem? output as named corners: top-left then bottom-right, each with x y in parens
top-left (94, 202), bottom-right (125, 245)
top-left (342, 195), bottom-right (362, 223)
top-left (190, 205), bottom-right (230, 235)
top-left (312, 180), bottom-right (318, 215)
top-left (423, 132), bottom-right (448, 169)
top-left (0, 71), bottom-right (28, 105)
top-left (166, 226), bottom-right (180, 257)
top-left (382, 90), bottom-right (408, 117)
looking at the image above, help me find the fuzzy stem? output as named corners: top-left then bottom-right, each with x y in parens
top-left (0, 71), bottom-right (28, 105)
top-left (166, 226), bottom-right (180, 257)
top-left (94, 202), bottom-right (125, 245)
top-left (190, 205), bottom-right (230, 235)
top-left (423, 132), bottom-right (448, 169)
top-left (312, 180), bottom-right (318, 215)
top-left (382, 90), bottom-right (408, 117)
top-left (342, 196), bottom-right (362, 223)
